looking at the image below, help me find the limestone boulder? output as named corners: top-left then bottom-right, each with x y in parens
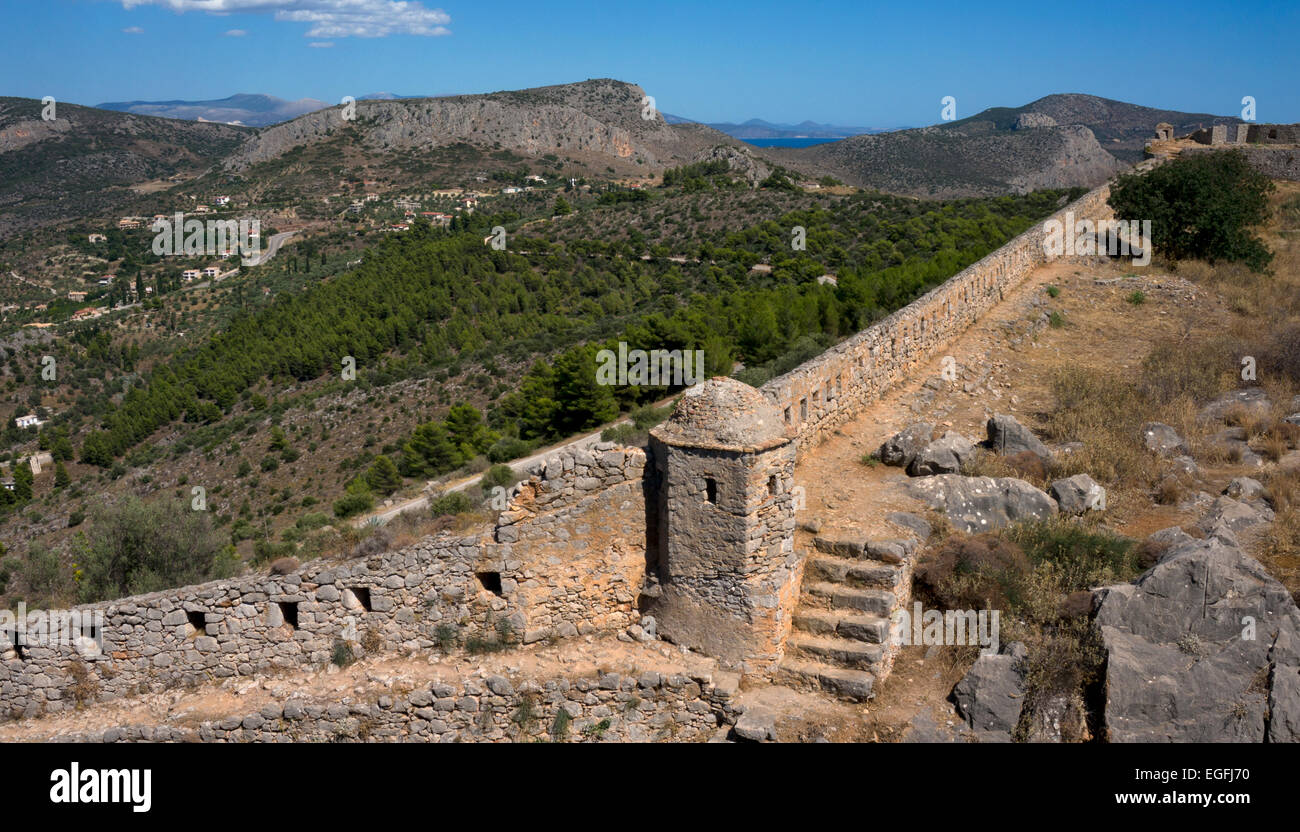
top-left (907, 432), bottom-right (976, 477)
top-left (1093, 537), bottom-right (1300, 742)
top-left (984, 414), bottom-right (1051, 462)
top-left (952, 642), bottom-right (1028, 742)
top-left (878, 422), bottom-right (935, 468)
top-left (1049, 474), bottom-right (1106, 514)
top-left (906, 474), bottom-right (1058, 533)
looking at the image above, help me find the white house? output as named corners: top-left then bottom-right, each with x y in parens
top-left (15, 414), bottom-right (42, 430)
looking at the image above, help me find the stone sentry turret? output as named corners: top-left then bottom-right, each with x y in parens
top-left (647, 377), bottom-right (799, 670)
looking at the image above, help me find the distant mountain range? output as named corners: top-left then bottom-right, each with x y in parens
top-left (1, 81), bottom-right (1252, 237)
top-left (92, 92), bottom-right (892, 139)
top-left (95, 93), bottom-right (414, 127)
top-left (662, 114), bottom-right (894, 139)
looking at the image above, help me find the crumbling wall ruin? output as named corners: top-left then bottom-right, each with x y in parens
top-left (0, 444), bottom-right (648, 719)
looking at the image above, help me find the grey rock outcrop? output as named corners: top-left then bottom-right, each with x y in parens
top-left (1224, 477), bottom-right (1266, 501)
top-left (1093, 537), bottom-right (1300, 742)
top-left (1199, 495), bottom-right (1273, 537)
top-left (952, 642), bottom-right (1028, 742)
top-left (906, 474), bottom-right (1058, 533)
top-left (1014, 112), bottom-right (1059, 130)
top-left (1199, 388), bottom-right (1271, 423)
top-left (985, 414), bottom-right (1051, 462)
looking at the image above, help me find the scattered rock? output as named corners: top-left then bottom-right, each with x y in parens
top-left (985, 414), bottom-right (1051, 462)
top-left (907, 432), bottom-right (976, 476)
top-left (879, 423), bottom-right (935, 468)
top-left (906, 475), bottom-right (1058, 533)
top-left (886, 511), bottom-right (931, 541)
top-left (1168, 455), bottom-right (1200, 479)
top-left (952, 642), bottom-right (1028, 742)
top-left (1199, 388), bottom-right (1271, 423)
top-left (1224, 477), bottom-right (1266, 501)
top-left (733, 706), bottom-right (778, 742)
top-left (1140, 422), bottom-right (1188, 457)
top-left (1198, 495), bottom-right (1273, 537)
top-left (1049, 474), bottom-right (1106, 514)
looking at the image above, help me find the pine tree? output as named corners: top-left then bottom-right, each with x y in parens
top-left (365, 454), bottom-right (403, 495)
top-left (54, 461), bottom-right (70, 489)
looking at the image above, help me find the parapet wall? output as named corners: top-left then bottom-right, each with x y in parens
top-left (0, 444), bottom-right (648, 720)
top-left (759, 185), bottom-right (1114, 449)
top-left (1183, 144), bottom-right (1300, 182)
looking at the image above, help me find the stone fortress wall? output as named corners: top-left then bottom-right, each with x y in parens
top-left (2, 179), bottom-right (1125, 724)
top-left (0, 446), bottom-right (650, 719)
top-left (758, 185), bottom-right (1115, 451)
top-left (1180, 122), bottom-right (1300, 182)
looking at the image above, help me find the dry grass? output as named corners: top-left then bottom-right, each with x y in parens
top-left (1259, 466), bottom-right (1300, 599)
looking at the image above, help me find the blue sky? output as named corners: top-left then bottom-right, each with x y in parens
top-left (3, 0), bottom-right (1297, 126)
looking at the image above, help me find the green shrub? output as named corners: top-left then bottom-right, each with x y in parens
top-left (430, 490), bottom-right (476, 517)
top-left (73, 496), bottom-right (239, 603)
top-left (479, 463), bottom-right (519, 495)
top-left (1108, 149), bottom-right (1274, 271)
top-left (332, 490), bottom-right (374, 519)
top-left (487, 436), bottom-right (534, 463)
top-left (331, 639), bottom-right (355, 668)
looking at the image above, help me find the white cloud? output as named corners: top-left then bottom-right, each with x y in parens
top-left (224, 28), bottom-right (247, 35)
top-left (119, 1), bottom-right (452, 38)
top-left (122, 25), bottom-right (145, 33)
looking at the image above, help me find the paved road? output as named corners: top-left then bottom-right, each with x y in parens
top-left (245, 230), bottom-right (297, 266)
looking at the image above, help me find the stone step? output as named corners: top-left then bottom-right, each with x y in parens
top-left (788, 633), bottom-right (885, 670)
top-left (792, 610), bottom-right (889, 643)
top-left (776, 658), bottom-right (874, 702)
top-left (806, 556), bottom-right (904, 590)
top-left (801, 582), bottom-right (896, 616)
top-left (812, 535), bottom-right (912, 565)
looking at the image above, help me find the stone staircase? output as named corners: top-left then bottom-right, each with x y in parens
top-left (776, 534), bottom-right (917, 701)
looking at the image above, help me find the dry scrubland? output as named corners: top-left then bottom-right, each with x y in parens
top-left (865, 183), bottom-right (1300, 740)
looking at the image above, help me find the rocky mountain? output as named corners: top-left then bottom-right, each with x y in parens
top-left (0, 97), bottom-right (249, 235)
top-left (791, 120), bottom-right (1126, 198)
top-left (947, 93), bottom-right (1242, 162)
top-left (224, 79), bottom-right (740, 175)
top-left (96, 93), bottom-right (330, 128)
top-left (775, 94), bottom-right (1243, 199)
